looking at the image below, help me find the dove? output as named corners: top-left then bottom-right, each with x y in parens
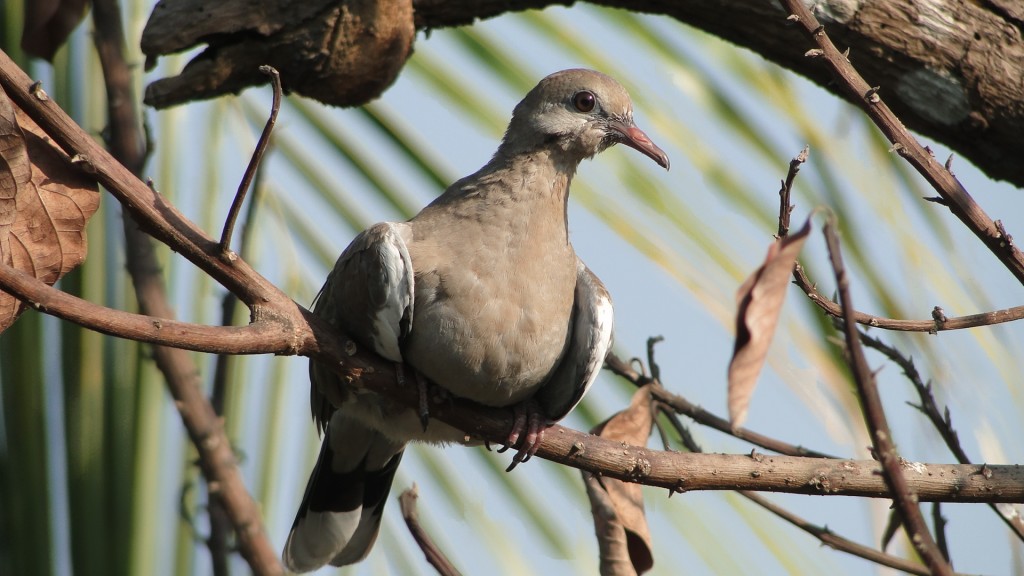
top-left (283, 68), bottom-right (669, 571)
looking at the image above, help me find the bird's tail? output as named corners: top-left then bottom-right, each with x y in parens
top-left (283, 414), bottom-right (405, 572)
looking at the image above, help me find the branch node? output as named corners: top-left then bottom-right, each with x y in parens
top-left (805, 48), bottom-right (824, 58)
top-left (70, 153), bottom-right (97, 173)
top-left (29, 80), bottom-right (49, 101)
top-left (571, 440), bottom-right (586, 456)
top-left (994, 220), bottom-right (1014, 249)
top-left (672, 478), bottom-right (687, 494)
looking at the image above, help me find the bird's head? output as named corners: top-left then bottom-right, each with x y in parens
top-left (501, 69), bottom-right (670, 170)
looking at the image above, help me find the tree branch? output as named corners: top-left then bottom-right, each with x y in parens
top-left (412, 0), bottom-right (1024, 189)
top-left (823, 219), bottom-right (953, 575)
top-left (858, 330), bottom-right (1024, 544)
top-left (89, 3), bottom-right (283, 573)
top-left (0, 263), bottom-right (296, 354)
top-left (779, 0), bottom-right (1024, 289)
top-left (793, 263), bottom-right (1024, 332)
top-left (0, 49), bottom-right (289, 311)
top-left (776, 147), bottom-right (1024, 333)
top-left (606, 353), bottom-right (835, 459)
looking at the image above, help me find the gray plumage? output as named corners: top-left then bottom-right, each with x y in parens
top-left (284, 68), bottom-right (668, 572)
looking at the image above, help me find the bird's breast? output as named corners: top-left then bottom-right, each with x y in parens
top-left (403, 197), bottom-right (577, 407)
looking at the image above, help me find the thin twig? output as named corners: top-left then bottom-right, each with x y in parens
top-left (823, 219), bottom-right (952, 576)
top-left (399, 485), bottom-right (462, 576)
top-left (777, 146), bottom-right (807, 238)
top-left (220, 66), bottom-right (281, 255)
top-left (606, 353), bottom-right (835, 459)
top-left (774, 150), bottom-right (1024, 333)
top-left (793, 264), bottom-right (1024, 332)
top-left (858, 330), bottom-right (1024, 544)
top-left (933, 502), bottom-right (951, 565)
top-left (744, 491), bottom-right (936, 575)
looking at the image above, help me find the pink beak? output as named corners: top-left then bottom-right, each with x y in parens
top-left (608, 120), bottom-right (670, 170)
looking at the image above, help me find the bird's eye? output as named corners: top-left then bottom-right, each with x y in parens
top-left (572, 91), bottom-right (596, 113)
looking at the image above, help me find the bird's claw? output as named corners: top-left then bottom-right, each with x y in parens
top-left (504, 400), bottom-right (550, 472)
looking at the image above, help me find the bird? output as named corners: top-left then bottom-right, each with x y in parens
top-left (283, 68), bottom-right (669, 572)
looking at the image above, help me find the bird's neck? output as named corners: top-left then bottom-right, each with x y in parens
top-left (488, 140), bottom-right (583, 186)
top-left (422, 146), bottom-right (574, 243)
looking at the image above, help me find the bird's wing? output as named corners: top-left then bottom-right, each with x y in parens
top-left (309, 221), bottom-right (415, 433)
top-left (536, 258), bottom-right (614, 421)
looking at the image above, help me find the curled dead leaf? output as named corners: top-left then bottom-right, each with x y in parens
top-left (0, 88), bottom-right (99, 332)
top-left (727, 217), bottom-right (812, 429)
top-left (584, 385), bottom-right (655, 576)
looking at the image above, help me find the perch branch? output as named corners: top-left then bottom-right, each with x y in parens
top-left (0, 263), bottom-right (296, 354)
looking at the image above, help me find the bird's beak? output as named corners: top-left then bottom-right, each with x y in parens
top-left (608, 120), bottom-right (670, 170)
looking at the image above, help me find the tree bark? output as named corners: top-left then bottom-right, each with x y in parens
top-left (142, 0), bottom-right (1024, 186)
top-left (413, 0), bottom-right (1024, 189)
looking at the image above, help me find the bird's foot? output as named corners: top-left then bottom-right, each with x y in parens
top-left (500, 399), bottom-right (551, 472)
top-left (395, 363), bottom-right (432, 432)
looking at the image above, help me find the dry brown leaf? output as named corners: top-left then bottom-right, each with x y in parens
top-left (583, 385), bottom-right (655, 576)
top-left (727, 217), bottom-right (812, 429)
top-left (0, 89), bottom-right (99, 332)
top-left (21, 0), bottom-right (91, 61)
